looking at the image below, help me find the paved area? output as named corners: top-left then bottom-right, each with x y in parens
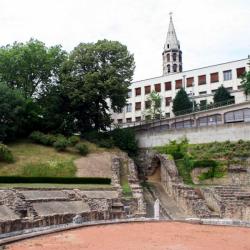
top-left (33, 201), bottom-right (90, 216)
top-left (21, 191), bottom-right (68, 201)
top-left (7, 222), bottom-right (250, 250)
top-left (80, 190), bottom-right (119, 199)
top-left (74, 152), bottom-right (113, 178)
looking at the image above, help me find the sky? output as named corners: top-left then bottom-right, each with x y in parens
top-left (0, 0), bottom-right (249, 81)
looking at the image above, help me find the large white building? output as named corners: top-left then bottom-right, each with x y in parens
top-left (112, 14), bottom-right (249, 125)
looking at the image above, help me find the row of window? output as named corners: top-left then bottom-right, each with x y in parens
top-left (117, 112), bottom-right (171, 124)
top-left (118, 108), bottom-right (250, 125)
top-left (126, 97), bottom-right (173, 113)
top-left (131, 67), bottom-right (245, 97)
top-left (163, 52), bottom-right (182, 63)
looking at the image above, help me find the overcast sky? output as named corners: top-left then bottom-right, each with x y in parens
top-left (0, 0), bottom-right (249, 81)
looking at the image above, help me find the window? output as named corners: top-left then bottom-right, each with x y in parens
top-left (135, 87), bottom-right (141, 96)
top-left (199, 91), bottom-right (207, 95)
top-left (236, 67), bottom-right (246, 78)
top-left (165, 97), bottom-right (172, 106)
top-left (128, 90), bottom-right (132, 98)
top-left (165, 113), bottom-right (170, 118)
top-left (145, 100), bottom-right (151, 109)
top-left (210, 72), bottom-right (219, 83)
top-left (198, 75), bottom-right (206, 85)
top-left (173, 53), bottom-right (177, 61)
top-left (186, 77), bottom-right (194, 87)
top-left (135, 116), bottom-right (141, 122)
top-left (167, 64), bottom-right (170, 73)
top-left (167, 54), bottom-right (170, 62)
top-left (135, 102), bottom-right (141, 111)
top-left (223, 70), bottom-right (232, 81)
top-left (165, 81), bottom-right (172, 91)
top-left (145, 85), bottom-right (151, 94)
top-left (200, 100), bottom-right (207, 107)
top-left (167, 44), bottom-right (169, 49)
top-left (211, 89), bottom-right (217, 94)
top-left (179, 65), bottom-right (182, 72)
top-left (173, 64), bottom-right (177, 72)
top-left (155, 83), bottom-right (161, 92)
top-left (145, 115), bottom-right (151, 120)
top-left (126, 118), bottom-right (132, 123)
top-left (175, 79), bottom-right (182, 89)
top-left (117, 119), bottom-right (123, 124)
top-left (179, 54), bottom-right (182, 62)
top-left (126, 103), bottom-right (132, 112)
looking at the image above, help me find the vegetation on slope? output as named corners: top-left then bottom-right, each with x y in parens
top-left (156, 139), bottom-right (250, 185)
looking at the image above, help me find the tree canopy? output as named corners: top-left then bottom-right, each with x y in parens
top-left (172, 87), bottom-right (192, 115)
top-left (144, 90), bottom-right (162, 119)
top-left (213, 85), bottom-right (233, 104)
top-left (0, 39), bottom-right (67, 99)
top-left (60, 39), bottom-right (135, 132)
top-left (241, 63), bottom-right (250, 99)
top-left (0, 83), bottom-right (26, 141)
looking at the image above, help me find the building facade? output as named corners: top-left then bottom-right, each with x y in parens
top-left (112, 15), bottom-right (249, 125)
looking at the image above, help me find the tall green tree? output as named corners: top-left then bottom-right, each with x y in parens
top-left (213, 85), bottom-right (233, 104)
top-left (60, 39), bottom-right (135, 132)
top-left (144, 90), bottom-right (162, 119)
top-left (241, 62), bottom-right (250, 99)
top-left (0, 39), bottom-right (67, 99)
top-left (0, 83), bottom-right (26, 141)
top-left (172, 87), bottom-right (192, 115)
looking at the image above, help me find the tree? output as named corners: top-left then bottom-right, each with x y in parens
top-left (144, 90), bottom-right (162, 119)
top-left (60, 39), bottom-right (135, 132)
top-left (0, 83), bottom-right (26, 141)
top-left (0, 39), bottom-right (67, 99)
top-left (213, 85), bottom-right (233, 104)
top-left (172, 87), bottom-right (192, 115)
top-left (241, 63), bottom-right (250, 99)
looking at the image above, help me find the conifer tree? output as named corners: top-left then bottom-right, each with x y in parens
top-left (213, 85), bottom-right (233, 104)
top-left (172, 87), bottom-right (192, 115)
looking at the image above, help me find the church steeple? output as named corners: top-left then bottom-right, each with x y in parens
top-left (162, 13), bottom-right (183, 75)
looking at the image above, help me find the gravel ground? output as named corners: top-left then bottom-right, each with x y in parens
top-left (7, 221), bottom-right (250, 250)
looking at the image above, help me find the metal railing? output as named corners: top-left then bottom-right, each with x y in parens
top-left (115, 99), bottom-right (236, 129)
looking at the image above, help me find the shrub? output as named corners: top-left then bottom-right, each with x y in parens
top-left (53, 137), bottom-right (68, 151)
top-left (193, 159), bottom-right (218, 169)
top-left (29, 131), bottom-right (44, 143)
top-left (68, 135), bottom-right (80, 146)
top-left (0, 144), bottom-right (14, 163)
top-left (111, 128), bottom-right (138, 156)
top-left (44, 134), bottom-right (57, 146)
top-left (75, 143), bottom-right (89, 156)
top-left (98, 139), bottom-right (114, 148)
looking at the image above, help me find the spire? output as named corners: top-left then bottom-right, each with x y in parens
top-left (164, 12), bottom-right (180, 51)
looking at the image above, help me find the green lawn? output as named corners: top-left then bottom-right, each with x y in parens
top-left (0, 141), bottom-right (79, 177)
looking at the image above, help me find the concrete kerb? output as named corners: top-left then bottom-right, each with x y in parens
top-left (1, 217), bottom-right (250, 246)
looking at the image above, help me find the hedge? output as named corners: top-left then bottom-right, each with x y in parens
top-left (0, 176), bottom-right (111, 184)
top-left (193, 159), bottom-right (218, 169)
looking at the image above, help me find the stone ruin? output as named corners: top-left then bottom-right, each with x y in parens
top-left (137, 149), bottom-right (250, 221)
top-left (0, 153), bottom-right (146, 236)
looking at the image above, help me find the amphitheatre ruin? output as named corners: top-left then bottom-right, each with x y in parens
top-left (1, 125), bottom-right (250, 249)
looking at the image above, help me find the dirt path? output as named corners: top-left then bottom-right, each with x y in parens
top-left (7, 222), bottom-right (250, 250)
top-left (74, 152), bottom-right (114, 178)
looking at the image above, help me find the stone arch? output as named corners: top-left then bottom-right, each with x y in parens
top-left (147, 156), bottom-right (161, 182)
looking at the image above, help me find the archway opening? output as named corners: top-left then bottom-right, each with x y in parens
top-left (148, 157), bottom-right (161, 182)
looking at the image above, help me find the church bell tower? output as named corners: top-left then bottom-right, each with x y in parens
top-left (162, 13), bottom-right (183, 75)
